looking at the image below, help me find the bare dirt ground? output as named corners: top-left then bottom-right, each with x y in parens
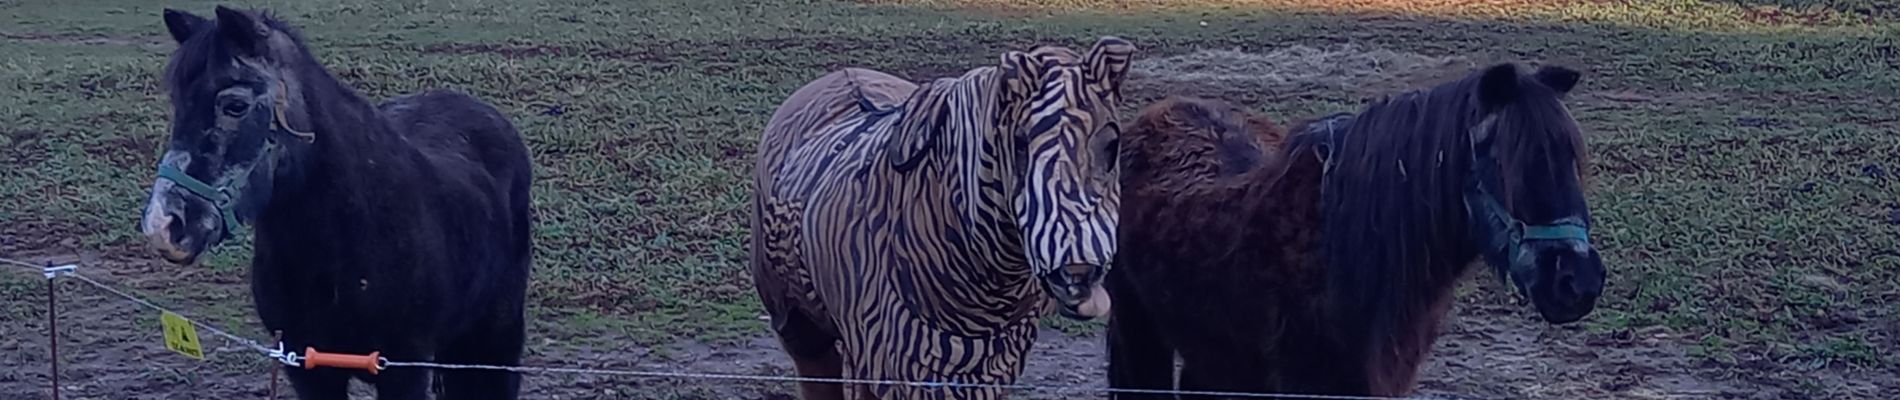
top-left (0, 282), bottom-right (1816, 400)
top-left (2, 253), bottom-right (1887, 400)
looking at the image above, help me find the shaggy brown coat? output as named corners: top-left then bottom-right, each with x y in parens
top-left (1107, 62), bottom-right (1601, 399)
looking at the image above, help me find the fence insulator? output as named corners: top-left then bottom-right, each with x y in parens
top-left (303, 347), bottom-right (381, 375)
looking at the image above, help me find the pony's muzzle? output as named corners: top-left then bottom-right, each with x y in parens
top-left (1529, 241), bottom-right (1604, 324)
top-left (140, 184), bottom-right (202, 265)
top-left (1044, 264), bottom-right (1111, 320)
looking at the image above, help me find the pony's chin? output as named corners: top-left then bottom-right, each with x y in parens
top-left (148, 231), bottom-right (219, 266)
top-left (1522, 276), bottom-right (1600, 324)
top-left (1536, 303), bottom-right (1593, 325)
top-left (1054, 283), bottom-right (1112, 320)
top-left (155, 247), bottom-right (201, 266)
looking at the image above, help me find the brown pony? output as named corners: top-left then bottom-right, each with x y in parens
top-left (1107, 63), bottom-right (1606, 399)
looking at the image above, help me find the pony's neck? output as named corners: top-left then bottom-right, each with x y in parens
top-left (887, 70), bottom-right (1042, 328)
top-left (266, 55), bottom-right (418, 222)
top-left (1307, 97), bottom-right (1490, 393)
top-left (296, 64), bottom-right (385, 154)
top-left (908, 70), bottom-right (1030, 269)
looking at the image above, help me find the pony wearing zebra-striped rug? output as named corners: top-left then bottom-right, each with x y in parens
top-left (1108, 63), bottom-right (1607, 399)
top-left (750, 37), bottom-right (1136, 399)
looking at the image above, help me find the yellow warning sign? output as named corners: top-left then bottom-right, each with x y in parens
top-left (160, 311), bottom-right (204, 360)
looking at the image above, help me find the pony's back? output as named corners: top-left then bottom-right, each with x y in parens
top-left (753, 68), bottom-right (917, 198)
top-left (1119, 96), bottom-right (1285, 198)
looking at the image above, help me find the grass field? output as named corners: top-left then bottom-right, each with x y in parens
top-left (1, 0), bottom-right (1896, 398)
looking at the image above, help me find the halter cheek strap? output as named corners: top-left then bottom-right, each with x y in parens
top-left (1465, 133), bottom-right (1591, 286)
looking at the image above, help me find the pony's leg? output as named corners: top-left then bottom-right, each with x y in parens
top-left (438, 307), bottom-right (527, 399)
top-left (373, 366), bottom-right (434, 400)
top-left (1176, 356), bottom-right (1270, 400)
top-left (1105, 283), bottom-right (1175, 400)
top-left (791, 347), bottom-right (847, 400)
top-left (284, 366), bottom-right (350, 400)
top-left (1176, 362), bottom-right (1220, 400)
top-left (775, 311), bottom-right (847, 400)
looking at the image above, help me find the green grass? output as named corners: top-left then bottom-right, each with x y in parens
top-left (1, 0), bottom-right (1895, 375)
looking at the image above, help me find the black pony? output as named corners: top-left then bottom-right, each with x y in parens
top-left (1109, 63), bottom-right (1606, 398)
top-left (137, 6), bottom-right (534, 399)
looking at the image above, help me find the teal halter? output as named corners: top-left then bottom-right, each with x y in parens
top-left (1465, 128), bottom-right (1591, 286)
top-left (157, 163), bottom-right (242, 235)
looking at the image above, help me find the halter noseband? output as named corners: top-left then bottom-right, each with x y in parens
top-left (158, 163), bottom-right (241, 234)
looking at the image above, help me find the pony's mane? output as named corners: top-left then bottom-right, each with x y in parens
top-left (890, 44), bottom-right (1089, 137)
top-left (1269, 65), bottom-right (1587, 364)
top-left (905, 43), bottom-right (1084, 99)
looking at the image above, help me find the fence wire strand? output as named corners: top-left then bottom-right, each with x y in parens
top-left (1, 256), bottom-right (48, 271)
top-left (377, 359), bottom-right (1423, 399)
top-left (5, 256), bottom-right (1447, 400)
top-left (63, 271), bottom-right (278, 357)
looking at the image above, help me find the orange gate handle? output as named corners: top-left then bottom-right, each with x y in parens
top-left (303, 347), bottom-right (381, 375)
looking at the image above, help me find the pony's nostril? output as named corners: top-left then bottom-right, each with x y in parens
top-left (164, 211), bottom-right (188, 242)
top-left (1062, 265), bottom-right (1095, 295)
top-left (1550, 254), bottom-right (1580, 298)
top-left (1063, 264), bottom-right (1093, 278)
top-left (1557, 252), bottom-right (1604, 303)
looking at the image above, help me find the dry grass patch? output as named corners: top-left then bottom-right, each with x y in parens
top-left (852, 0), bottom-right (1888, 31)
top-left (1125, 44), bottom-right (1475, 104)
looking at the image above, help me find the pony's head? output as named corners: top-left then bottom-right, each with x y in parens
top-left (996, 37), bottom-right (1136, 320)
top-left (140, 6), bottom-right (316, 264)
top-left (1467, 63), bottom-right (1604, 324)
top-left (883, 38), bottom-right (1133, 320)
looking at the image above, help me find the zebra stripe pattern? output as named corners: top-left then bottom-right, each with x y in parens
top-left (750, 37), bottom-right (1137, 399)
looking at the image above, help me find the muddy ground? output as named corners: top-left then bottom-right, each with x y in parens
top-left (1, 253), bottom-right (1888, 400)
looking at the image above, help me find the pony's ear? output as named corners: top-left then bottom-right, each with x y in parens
top-left (1476, 63), bottom-right (1521, 111)
top-left (888, 81), bottom-right (946, 172)
top-left (1534, 65), bottom-right (1582, 96)
top-left (998, 50), bottom-right (1047, 109)
top-left (214, 6), bottom-right (271, 59)
top-left (163, 9), bottom-right (209, 44)
top-left (1082, 36), bottom-right (1137, 101)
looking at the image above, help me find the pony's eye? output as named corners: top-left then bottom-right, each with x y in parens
top-left (218, 97), bottom-right (251, 117)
